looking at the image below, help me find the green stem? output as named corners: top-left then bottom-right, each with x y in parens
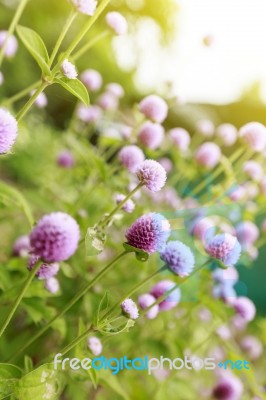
top-left (0, 261), bottom-right (41, 339)
top-left (72, 30), bottom-right (110, 61)
top-left (0, 0), bottom-right (29, 67)
top-left (16, 81), bottom-right (48, 121)
top-left (2, 80), bottom-right (41, 106)
top-left (58, 325), bottom-right (93, 357)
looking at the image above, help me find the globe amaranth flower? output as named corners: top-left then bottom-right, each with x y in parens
top-left (138, 121), bottom-right (164, 150)
top-left (243, 160), bottom-right (263, 181)
top-left (76, 104), bottom-right (102, 123)
top-left (115, 194), bottom-right (135, 213)
top-left (106, 83), bottom-right (125, 98)
top-left (231, 296), bottom-right (256, 322)
top-left (88, 336), bottom-right (102, 356)
top-left (0, 31), bottom-right (18, 58)
top-left (138, 293), bottom-right (159, 319)
top-left (30, 90), bottom-right (48, 109)
top-left (13, 235), bottom-right (31, 258)
top-left (105, 12), bottom-right (128, 35)
top-left (195, 142), bottom-right (221, 169)
top-left (139, 95), bottom-right (168, 123)
top-left (0, 108), bottom-right (18, 154)
top-left (30, 212), bottom-right (80, 262)
top-left (150, 280), bottom-right (181, 311)
top-left (28, 254), bottom-right (60, 280)
top-left (216, 123), bottom-right (237, 147)
top-left (212, 266), bottom-right (239, 286)
top-left (169, 127), bottom-right (191, 151)
top-left (80, 69), bottom-right (102, 91)
top-left (160, 240), bottom-right (195, 277)
top-left (240, 335), bottom-right (263, 360)
top-left (45, 277), bottom-right (60, 294)
top-left (125, 213), bottom-right (170, 254)
top-left (239, 122), bottom-right (266, 152)
top-left (159, 158), bottom-right (173, 173)
top-left (118, 145), bottom-right (145, 173)
top-left (121, 298), bottom-right (139, 320)
top-left (70, 0), bottom-right (97, 15)
top-left (212, 374), bottom-right (243, 400)
top-left (61, 59), bottom-right (78, 79)
top-left (136, 159), bottom-right (167, 192)
top-left (236, 221), bottom-right (259, 247)
top-left (57, 150), bottom-right (75, 168)
top-left (213, 282), bottom-right (237, 303)
top-left (196, 119), bottom-right (214, 137)
top-left (98, 92), bottom-right (118, 110)
top-left (205, 233), bottom-right (241, 267)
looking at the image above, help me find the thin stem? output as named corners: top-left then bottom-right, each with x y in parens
top-left (72, 30), bottom-right (110, 61)
top-left (0, 0), bottom-right (29, 67)
top-left (58, 325), bottom-right (93, 357)
top-left (0, 261), bottom-right (41, 338)
top-left (2, 80), bottom-right (40, 106)
top-left (16, 81), bottom-right (48, 122)
top-left (7, 251), bottom-right (128, 361)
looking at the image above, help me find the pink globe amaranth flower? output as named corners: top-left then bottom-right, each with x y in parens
top-left (13, 235), bottom-right (31, 257)
top-left (196, 119), bottom-right (214, 137)
top-left (195, 142), bottom-right (221, 169)
top-left (0, 71), bottom-right (4, 86)
top-left (28, 254), bottom-right (60, 280)
top-left (106, 83), bottom-right (125, 98)
top-left (115, 194), bottom-right (135, 213)
top-left (125, 213), bottom-right (170, 254)
top-left (120, 125), bottom-right (132, 139)
top-left (80, 69), bottom-right (102, 91)
top-left (61, 59), bottom-right (77, 79)
top-left (159, 157), bottom-right (173, 173)
top-left (205, 233), bottom-right (241, 267)
top-left (216, 324), bottom-right (231, 340)
top-left (243, 160), bottom-right (263, 181)
top-left (139, 95), bottom-right (168, 123)
top-left (228, 185), bottom-right (246, 202)
top-left (138, 293), bottom-right (159, 319)
top-left (216, 123), bottom-right (237, 147)
top-left (213, 282), bottom-right (237, 303)
top-left (138, 121), bottom-right (164, 150)
top-left (76, 104), bottom-right (102, 123)
top-left (0, 108), bottom-right (18, 154)
top-left (88, 336), bottom-right (102, 355)
top-left (30, 212), bottom-right (80, 262)
top-left (118, 145), bottom-right (145, 172)
top-left (169, 127), bottom-right (191, 151)
top-left (240, 335), bottom-right (263, 360)
top-left (57, 150), bottom-right (75, 168)
top-left (236, 221), bottom-right (259, 247)
top-left (136, 159), bottom-right (167, 192)
top-left (98, 92), bottom-right (118, 110)
top-left (246, 244), bottom-right (259, 261)
top-left (213, 374), bottom-right (243, 400)
top-left (212, 266), bottom-right (239, 285)
top-left (192, 217), bottom-right (215, 243)
top-left (105, 12), bottom-right (128, 35)
top-left (239, 122), bottom-right (266, 152)
top-left (232, 296), bottom-right (256, 322)
top-left (160, 240), bottom-right (195, 277)
top-left (45, 277), bottom-right (60, 294)
top-left (70, 0), bottom-right (97, 15)
top-left (0, 31), bottom-right (18, 58)
top-left (30, 90), bottom-right (47, 109)
top-left (121, 298), bottom-right (139, 320)
top-left (150, 280), bottom-right (181, 311)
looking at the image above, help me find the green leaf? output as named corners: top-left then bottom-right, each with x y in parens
top-left (0, 363), bottom-right (22, 398)
top-left (16, 25), bottom-right (51, 76)
top-left (24, 356), bottom-right (33, 374)
top-left (98, 369), bottom-right (129, 400)
top-left (54, 77), bottom-right (89, 106)
top-left (123, 243), bottom-right (149, 262)
top-left (85, 227), bottom-right (106, 256)
top-left (96, 291), bottom-right (109, 326)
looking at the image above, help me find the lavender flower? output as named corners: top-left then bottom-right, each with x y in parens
top-left (169, 127), bottom-right (191, 151)
top-left (30, 90), bottom-right (48, 108)
top-left (196, 119), bottom-right (214, 137)
top-left (138, 293), bottom-right (159, 319)
top-left (118, 145), bottom-right (145, 172)
top-left (88, 336), bottom-right (102, 355)
top-left (240, 335), bottom-right (263, 360)
top-left (106, 83), bottom-right (125, 98)
top-left (105, 12), bottom-right (128, 35)
top-left (205, 233), bottom-right (241, 267)
top-left (98, 92), bottom-right (118, 110)
top-left (138, 121), bottom-right (164, 150)
top-left (76, 104), bottom-right (102, 123)
top-left (45, 277), bottom-right (60, 294)
top-left (70, 0), bottom-right (97, 15)
top-left (236, 221), bottom-right (259, 247)
top-left (243, 161), bottom-right (263, 181)
top-left (139, 95), bottom-right (168, 123)
top-left (28, 254), bottom-right (60, 280)
top-left (195, 142), bottom-right (221, 169)
top-left (121, 298), bottom-right (139, 319)
top-left (61, 59), bottom-right (77, 79)
top-left (231, 296), bottom-right (256, 322)
top-left (57, 150), bottom-right (75, 168)
top-left (0, 31), bottom-right (18, 58)
top-left (0, 108), bottom-right (18, 154)
top-left (12, 235), bottom-right (31, 258)
top-left (239, 122), bottom-right (266, 152)
top-left (80, 69), bottom-right (102, 91)
top-left (216, 123), bottom-right (237, 147)
top-left (150, 280), bottom-right (181, 311)
top-left (160, 240), bottom-right (195, 277)
top-left (136, 160), bottom-right (167, 192)
top-left (115, 194), bottom-right (135, 213)
top-left (213, 374), bottom-right (243, 400)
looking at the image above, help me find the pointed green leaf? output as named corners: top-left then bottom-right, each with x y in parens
top-left (54, 77), bottom-right (89, 106)
top-left (0, 364), bottom-right (22, 398)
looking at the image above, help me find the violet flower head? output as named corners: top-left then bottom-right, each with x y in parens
top-left (121, 298), bottom-right (139, 320)
top-left (216, 123), bottom-right (238, 147)
top-left (213, 374), bottom-right (243, 400)
top-left (139, 95), bottom-right (168, 123)
top-left (61, 59), bottom-right (77, 79)
top-left (136, 159), bottom-right (167, 192)
top-left (98, 92), bottom-right (118, 110)
top-left (105, 12), bottom-right (128, 35)
top-left (0, 31), bottom-right (18, 58)
top-left (150, 280), bottom-right (181, 311)
top-left (88, 336), bottom-right (102, 356)
top-left (115, 194), bottom-right (135, 213)
top-left (243, 160), bottom-right (263, 181)
top-left (159, 157), bottom-right (173, 173)
top-left (30, 212), bottom-right (80, 262)
top-left (169, 127), bottom-right (191, 151)
top-left (45, 277), bottom-right (60, 294)
top-left (106, 83), bottom-right (125, 98)
top-left (239, 122), bottom-right (266, 152)
top-left (195, 142), bottom-right (221, 169)
top-left (57, 150), bottom-right (75, 168)
top-left (138, 293), bottom-right (159, 319)
top-left (80, 69), bottom-right (102, 91)
top-left (70, 0), bottom-right (97, 15)
top-left (30, 90), bottom-right (48, 109)
top-left (13, 235), bottom-right (31, 258)
top-left (76, 104), bottom-right (102, 123)
top-left (196, 119), bottom-right (215, 137)
top-left (236, 221), bottom-right (259, 247)
top-left (125, 213), bottom-right (170, 254)
top-left (240, 335), bottom-right (263, 360)
top-left (0, 108), bottom-right (18, 154)
top-left (205, 233), bottom-right (241, 267)
top-left (118, 145), bottom-right (145, 172)
top-left (28, 254), bottom-right (60, 280)
top-left (212, 266), bottom-right (239, 286)
top-left (231, 296), bottom-right (256, 322)
top-left (138, 121), bottom-right (164, 150)
top-left (160, 240), bottom-right (195, 277)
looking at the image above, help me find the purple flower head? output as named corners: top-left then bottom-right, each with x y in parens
top-left (213, 375), bottom-right (243, 400)
top-left (80, 69), bottom-right (102, 91)
top-left (150, 280), bottom-right (181, 311)
top-left (61, 59), bottom-right (77, 79)
top-left (125, 213), bottom-right (170, 254)
top-left (57, 150), bottom-right (75, 168)
top-left (88, 336), bottom-right (102, 355)
top-left (118, 145), bottom-right (145, 173)
top-left (169, 127), bottom-right (191, 151)
top-left (106, 83), bottom-right (125, 98)
top-left (98, 92), bottom-right (118, 110)
top-left (115, 194), bottom-right (135, 213)
top-left (195, 142), bottom-right (221, 169)
top-left (213, 282), bottom-right (237, 303)
top-left (159, 157), bottom-right (173, 173)
top-left (30, 212), bottom-right (80, 262)
top-left (212, 266), bottom-right (239, 286)
top-left (76, 104), bottom-right (102, 123)
top-left (196, 119), bottom-right (214, 137)
top-left (0, 108), bottom-right (18, 154)
top-left (0, 31), bottom-right (18, 58)
top-left (243, 160), bottom-right (263, 181)
top-left (236, 221), bottom-right (259, 248)
top-left (28, 254), bottom-right (60, 280)
top-left (70, 0), bottom-right (97, 15)
top-left (30, 90), bottom-right (48, 108)
top-left (231, 296), bottom-right (256, 322)
top-left (160, 240), bottom-right (195, 277)
top-left (205, 233), bottom-right (241, 267)
top-left (139, 95), bottom-right (168, 123)
top-left (138, 121), bottom-right (164, 150)
top-left (136, 159), bottom-right (167, 192)
top-left (105, 12), bottom-right (128, 35)
top-left (216, 123), bottom-right (237, 147)
top-left (240, 335), bottom-right (263, 360)
top-left (138, 293), bottom-right (159, 319)
top-left (239, 122), bottom-right (266, 152)
top-left (45, 277), bottom-right (60, 294)
top-left (121, 298), bottom-right (139, 319)
top-left (12, 235), bottom-right (31, 258)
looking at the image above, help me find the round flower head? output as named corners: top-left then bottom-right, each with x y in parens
top-left (236, 221), bottom-right (259, 247)
top-left (239, 122), bottom-right (266, 152)
top-left (88, 336), bottom-right (102, 356)
top-left (213, 374), bottom-right (243, 400)
top-left (205, 233), bottom-right (241, 267)
top-left (169, 127), bottom-right (191, 151)
top-left (195, 142), bottom-right (221, 169)
top-left (243, 161), bottom-right (263, 181)
top-left (0, 108), bottom-right (18, 154)
top-left (160, 240), bottom-right (195, 277)
top-left (191, 217), bottom-right (216, 243)
top-left (196, 119), bottom-right (214, 137)
top-left (213, 282), bottom-right (237, 303)
top-left (105, 12), bottom-right (128, 35)
top-left (138, 123), bottom-right (164, 150)
top-left (13, 235), bottom-right (31, 258)
top-left (28, 254), bottom-right (60, 280)
top-left (57, 150), bottom-right (75, 168)
top-left (0, 71), bottom-right (4, 86)
top-left (30, 90), bottom-right (48, 108)
top-left (115, 194), bottom-right (135, 213)
top-left (121, 298), bottom-right (139, 320)
top-left (231, 296), bottom-right (256, 322)
top-left (45, 277), bottom-right (60, 294)
top-left (118, 145), bottom-right (145, 172)
top-left (159, 157), bottom-right (173, 173)
top-left (240, 335), bottom-right (263, 360)
top-left (139, 95), bottom-right (168, 123)
top-left (212, 266), bottom-right (239, 286)
top-left (61, 59), bottom-right (77, 79)
top-left (30, 212), bottom-right (80, 262)
top-left (138, 121), bottom-right (164, 150)
top-left (150, 280), bottom-right (181, 311)
top-left (98, 92), bottom-right (118, 110)
top-left (0, 31), bottom-right (18, 58)
top-left (125, 213), bottom-right (170, 254)
top-left (136, 159), bottom-right (167, 192)
top-left (121, 125), bottom-right (132, 139)
top-left (106, 83), bottom-right (125, 98)
top-left (76, 104), bottom-right (102, 123)
top-left (80, 69), bottom-right (102, 91)
top-left (70, 0), bottom-right (97, 15)
top-left (216, 123), bottom-right (237, 147)
top-left (138, 293), bottom-right (159, 319)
